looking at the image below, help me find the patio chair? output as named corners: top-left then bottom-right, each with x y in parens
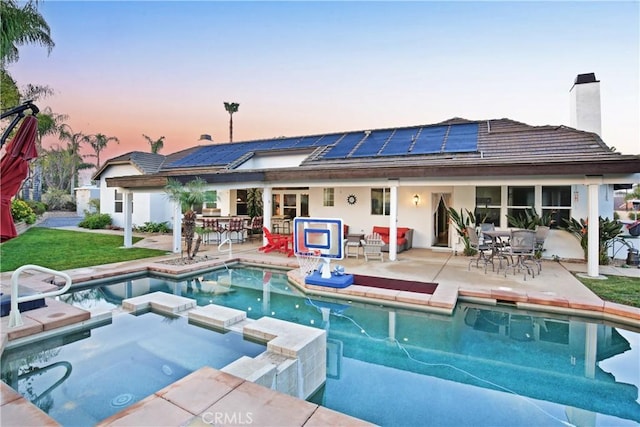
top-left (258, 226), bottom-right (289, 254)
top-left (244, 216), bottom-right (263, 242)
top-left (533, 225), bottom-right (549, 271)
top-left (467, 226), bottom-right (493, 273)
top-left (202, 218), bottom-right (225, 244)
top-left (227, 217), bottom-right (245, 243)
top-left (360, 233), bottom-right (384, 262)
top-left (503, 229), bottom-right (537, 280)
top-left (479, 223), bottom-right (495, 245)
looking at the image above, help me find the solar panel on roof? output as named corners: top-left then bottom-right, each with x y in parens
top-left (350, 130), bottom-right (394, 157)
top-left (379, 128), bottom-right (420, 156)
top-left (443, 123), bottom-right (478, 152)
top-left (411, 126), bottom-right (447, 154)
top-left (322, 133), bottom-right (365, 158)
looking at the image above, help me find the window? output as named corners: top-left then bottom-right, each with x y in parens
top-left (114, 189), bottom-right (123, 213)
top-left (236, 189), bottom-right (247, 216)
top-left (283, 193), bottom-right (297, 218)
top-left (204, 191), bottom-right (217, 208)
top-left (300, 194), bottom-right (309, 217)
top-left (371, 188), bottom-right (390, 215)
top-left (475, 186), bottom-right (501, 225)
top-left (507, 186), bottom-right (534, 226)
top-left (323, 188), bottom-right (334, 207)
top-left (542, 186), bottom-right (571, 228)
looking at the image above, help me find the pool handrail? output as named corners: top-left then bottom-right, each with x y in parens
top-left (9, 264), bottom-right (72, 328)
top-left (218, 238), bottom-right (233, 259)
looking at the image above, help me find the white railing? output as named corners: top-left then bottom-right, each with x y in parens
top-left (9, 264), bottom-right (72, 328)
top-left (218, 238), bottom-right (233, 260)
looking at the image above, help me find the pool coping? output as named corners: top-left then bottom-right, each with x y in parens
top-left (1, 250), bottom-right (639, 426)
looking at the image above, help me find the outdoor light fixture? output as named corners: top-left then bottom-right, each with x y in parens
top-left (413, 194), bottom-right (420, 206)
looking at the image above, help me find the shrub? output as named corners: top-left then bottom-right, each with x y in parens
top-left (505, 207), bottom-right (552, 229)
top-left (43, 189), bottom-right (74, 210)
top-left (134, 221), bottom-right (171, 233)
top-left (79, 212), bottom-right (112, 229)
top-left (25, 200), bottom-right (47, 216)
top-left (11, 199), bottom-right (36, 224)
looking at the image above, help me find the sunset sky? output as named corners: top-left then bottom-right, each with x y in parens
top-left (7, 1), bottom-right (639, 165)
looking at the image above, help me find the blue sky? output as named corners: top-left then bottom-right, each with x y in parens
top-left (8, 1), bottom-right (640, 158)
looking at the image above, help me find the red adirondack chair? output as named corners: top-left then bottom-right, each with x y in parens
top-left (259, 226), bottom-right (290, 254)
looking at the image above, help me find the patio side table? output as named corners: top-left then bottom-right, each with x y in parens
top-left (346, 233), bottom-right (364, 259)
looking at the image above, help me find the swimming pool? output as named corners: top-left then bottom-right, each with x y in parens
top-left (6, 265), bottom-right (640, 426)
top-left (0, 311), bottom-right (266, 426)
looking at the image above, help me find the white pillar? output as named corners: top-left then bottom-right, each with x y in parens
top-left (263, 186), bottom-right (272, 247)
top-left (172, 201), bottom-right (182, 254)
top-left (388, 181), bottom-right (398, 261)
top-left (123, 191), bottom-right (133, 248)
top-left (587, 183), bottom-right (600, 277)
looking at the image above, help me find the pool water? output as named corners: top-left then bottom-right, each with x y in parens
top-left (0, 312), bottom-right (266, 426)
top-left (5, 265), bottom-right (640, 426)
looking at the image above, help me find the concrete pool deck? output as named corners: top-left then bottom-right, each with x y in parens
top-left (1, 229), bottom-right (639, 426)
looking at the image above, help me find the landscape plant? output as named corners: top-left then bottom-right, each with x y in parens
top-left (42, 189), bottom-right (74, 210)
top-left (134, 221), bottom-right (171, 234)
top-left (11, 199), bottom-right (36, 224)
top-left (164, 177), bottom-right (207, 259)
top-left (78, 212), bottom-right (112, 229)
top-left (562, 216), bottom-right (629, 265)
top-left (506, 207), bottom-right (552, 229)
top-left (447, 207), bottom-right (478, 255)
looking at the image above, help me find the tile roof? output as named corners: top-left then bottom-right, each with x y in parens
top-left (157, 118), bottom-right (631, 172)
top-left (100, 118), bottom-right (639, 186)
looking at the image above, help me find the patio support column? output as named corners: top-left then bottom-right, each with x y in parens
top-left (587, 181), bottom-right (600, 277)
top-left (263, 186), bottom-right (272, 247)
top-left (172, 200), bottom-right (182, 254)
top-left (123, 191), bottom-right (133, 248)
top-left (388, 180), bottom-right (398, 261)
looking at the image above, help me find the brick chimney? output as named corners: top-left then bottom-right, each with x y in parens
top-left (569, 73), bottom-right (602, 137)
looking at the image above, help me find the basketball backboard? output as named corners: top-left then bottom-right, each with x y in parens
top-left (293, 217), bottom-right (344, 260)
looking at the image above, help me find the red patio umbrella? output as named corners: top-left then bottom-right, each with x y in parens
top-left (0, 115), bottom-right (38, 242)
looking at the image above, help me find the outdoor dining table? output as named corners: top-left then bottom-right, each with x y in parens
top-left (482, 230), bottom-right (512, 270)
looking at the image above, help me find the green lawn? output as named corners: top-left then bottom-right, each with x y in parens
top-left (575, 274), bottom-right (640, 308)
top-left (0, 227), bottom-right (168, 272)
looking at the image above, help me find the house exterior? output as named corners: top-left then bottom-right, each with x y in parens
top-left (93, 74), bottom-right (640, 276)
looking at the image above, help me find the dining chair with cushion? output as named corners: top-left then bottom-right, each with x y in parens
top-left (227, 217), bottom-right (246, 243)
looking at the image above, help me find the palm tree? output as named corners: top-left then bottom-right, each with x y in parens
top-left (58, 125), bottom-right (89, 197)
top-left (223, 102), bottom-right (239, 142)
top-left (164, 177), bottom-right (208, 259)
top-left (142, 134), bottom-right (165, 154)
top-left (0, 0), bottom-right (55, 67)
top-left (31, 107), bottom-right (68, 201)
top-left (88, 133), bottom-right (119, 168)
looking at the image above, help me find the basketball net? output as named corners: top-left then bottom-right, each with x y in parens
top-left (296, 250), bottom-right (321, 277)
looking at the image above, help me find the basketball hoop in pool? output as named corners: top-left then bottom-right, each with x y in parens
top-left (293, 218), bottom-right (353, 288)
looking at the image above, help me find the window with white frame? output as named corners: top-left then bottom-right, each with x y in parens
top-left (323, 188), bottom-right (334, 207)
top-left (475, 186), bottom-right (501, 225)
top-left (371, 188), bottom-right (390, 215)
top-left (507, 186), bottom-right (535, 227)
top-left (542, 186), bottom-right (571, 228)
top-left (114, 189), bottom-right (123, 213)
